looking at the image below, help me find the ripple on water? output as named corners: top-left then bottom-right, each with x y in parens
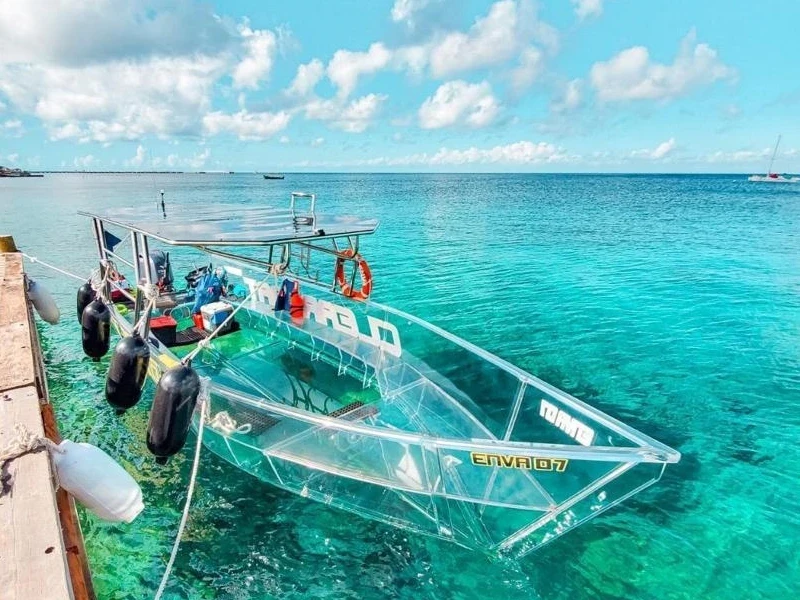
top-left (5, 173), bottom-right (799, 600)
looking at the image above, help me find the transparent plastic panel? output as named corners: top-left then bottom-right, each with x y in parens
top-left (508, 380), bottom-right (639, 447)
top-left (502, 461), bottom-right (666, 557)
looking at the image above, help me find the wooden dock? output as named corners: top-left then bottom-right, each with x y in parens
top-left (0, 241), bottom-right (95, 599)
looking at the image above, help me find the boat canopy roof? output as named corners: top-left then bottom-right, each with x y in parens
top-left (79, 203), bottom-right (379, 247)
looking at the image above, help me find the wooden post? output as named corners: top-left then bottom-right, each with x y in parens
top-left (0, 252), bottom-right (96, 600)
top-left (0, 234), bottom-right (18, 253)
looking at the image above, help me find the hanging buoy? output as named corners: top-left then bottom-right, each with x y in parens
top-left (105, 333), bottom-right (150, 413)
top-left (27, 277), bottom-right (60, 324)
top-left (147, 364), bottom-right (201, 464)
top-left (76, 281), bottom-right (96, 323)
top-left (52, 440), bottom-right (144, 523)
top-left (81, 299), bottom-right (110, 359)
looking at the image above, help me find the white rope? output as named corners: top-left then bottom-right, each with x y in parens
top-left (0, 424), bottom-right (64, 469)
top-left (206, 411), bottom-right (252, 435)
top-left (21, 253), bottom-right (86, 283)
top-left (153, 378), bottom-right (210, 600)
top-left (181, 272), bottom-right (272, 365)
top-left (132, 284), bottom-right (160, 336)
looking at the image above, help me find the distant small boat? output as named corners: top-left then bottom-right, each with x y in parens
top-left (748, 135), bottom-right (800, 182)
top-left (263, 173), bottom-right (285, 180)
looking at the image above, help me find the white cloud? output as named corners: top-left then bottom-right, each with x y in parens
top-left (510, 47), bottom-right (544, 94)
top-left (73, 154), bottom-right (95, 168)
top-left (2, 119), bottom-right (24, 136)
top-left (186, 148), bottom-right (210, 169)
top-left (704, 148), bottom-right (772, 164)
top-left (391, 0), bottom-right (438, 27)
top-left (128, 144), bottom-right (146, 167)
top-left (0, 0), bottom-right (234, 67)
top-left (631, 138), bottom-right (676, 160)
top-left (285, 59), bottom-right (325, 97)
top-left (551, 79), bottom-right (583, 112)
top-left (0, 100), bottom-right (6, 111)
top-left (430, 2), bottom-right (513, 74)
top-left (0, 2), bottom-right (293, 142)
top-left (418, 80), bottom-right (499, 129)
top-left (311, 137), bottom-right (325, 147)
top-left (341, 140), bottom-right (564, 168)
top-left (279, 135), bottom-right (290, 144)
top-left (232, 25), bottom-right (277, 89)
top-left (571, 0), bottom-right (603, 20)
top-left (327, 43), bottom-right (392, 98)
top-left (202, 110), bottom-right (291, 140)
top-left (1, 55), bottom-right (227, 142)
top-left (334, 94), bottom-right (387, 132)
top-left (304, 94), bottom-right (386, 133)
top-left (590, 30), bottom-right (735, 102)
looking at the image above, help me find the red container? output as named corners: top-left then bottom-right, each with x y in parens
top-left (150, 315), bottom-right (177, 346)
top-left (192, 313), bottom-right (204, 330)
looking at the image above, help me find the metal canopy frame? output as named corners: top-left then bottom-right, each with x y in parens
top-left (85, 194), bottom-right (378, 299)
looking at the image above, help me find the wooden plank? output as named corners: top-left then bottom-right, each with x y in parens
top-left (0, 386), bottom-right (73, 600)
top-left (0, 254), bottom-right (35, 391)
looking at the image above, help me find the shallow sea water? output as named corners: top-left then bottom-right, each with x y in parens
top-left (2, 173), bottom-right (799, 599)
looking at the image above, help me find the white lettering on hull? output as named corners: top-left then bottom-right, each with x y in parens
top-left (539, 399), bottom-right (595, 446)
top-left (238, 272), bottom-right (402, 357)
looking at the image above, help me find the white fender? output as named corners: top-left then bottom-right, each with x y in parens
top-left (27, 278), bottom-right (60, 324)
top-left (52, 440), bottom-right (144, 523)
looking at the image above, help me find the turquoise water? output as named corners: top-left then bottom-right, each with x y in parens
top-left (2, 173), bottom-right (799, 599)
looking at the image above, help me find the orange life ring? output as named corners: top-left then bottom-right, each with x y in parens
top-left (335, 249), bottom-right (372, 301)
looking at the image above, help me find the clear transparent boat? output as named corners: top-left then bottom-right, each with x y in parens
top-left (80, 194), bottom-right (680, 557)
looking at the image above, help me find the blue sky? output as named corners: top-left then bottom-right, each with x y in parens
top-left (0, 0), bottom-right (798, 173)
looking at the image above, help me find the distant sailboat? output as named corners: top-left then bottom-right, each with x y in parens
top-left (748, 135), bottom-right (800, 182)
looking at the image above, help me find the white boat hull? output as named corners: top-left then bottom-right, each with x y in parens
top-left (748, 175), bottom-right (800, 183)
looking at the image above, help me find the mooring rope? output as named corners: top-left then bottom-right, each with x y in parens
top-left (153, 378), bottom-right (210, 600)
top-left (21, 253), bottom-right (86, 282)
top-left (0, 424), bottom-right (65, 497)
top-left (206, 411), bottom-right (252, 435)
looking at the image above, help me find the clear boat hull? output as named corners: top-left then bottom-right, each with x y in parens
top-left (112, 267), bottom-right (680, 557)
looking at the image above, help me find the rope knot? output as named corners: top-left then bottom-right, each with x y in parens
top-left (206, 411), bottom-right (252, 435)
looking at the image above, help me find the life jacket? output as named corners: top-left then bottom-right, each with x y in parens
top-left (289, 287), bottom-right (305, 325)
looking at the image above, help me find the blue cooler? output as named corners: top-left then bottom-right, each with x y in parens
top-left (201, 301), bottom-right (234, 333)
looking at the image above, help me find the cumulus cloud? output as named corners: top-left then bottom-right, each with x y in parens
top-left (73, 154), bottom-right (96, 168)
top-left (2, 119), bottom-right (24, 137)
top-left (391, 0), bottom-right (439, 27)
top-left (232, 25), bottom-right (277, 89)
top-left (429, 0), bottom-right (557, 78)
top-left (590, 30), bottom-right (735, 102)
top-left (285, 59), bottom-right (325, 97)
top-left (304, 94), bottom-right (387, 133)
top-left (551, 79), bottom-right (583, 113)
top-left (419, 80), bottom-right (499, 129)
top-left (0, 55), bottom-right (227, 142)
top-left (510, 47), bottom-right (544, 94)
top-left (339, 140), bottom-right (565, 168)
top-left (0, 1), bottom-right (294, 142)
top-left (631, 138), bottom-right (676, 160)
top-left (202, 110), bottom-right (291, 140)
top-left (0, 0), bottom-right (234, 67)
top-left (327, 43), bottom-right (392, 98)
top-left (571, 0), bottom-right (603, 20)
top-left (128, 144), bottom-right (146, 166)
